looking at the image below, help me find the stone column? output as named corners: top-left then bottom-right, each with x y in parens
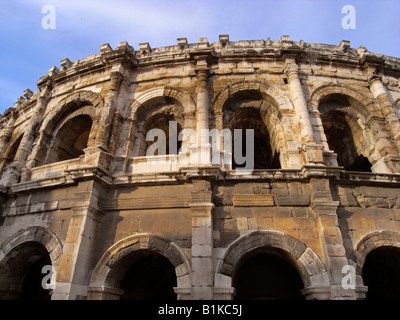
top-left (367, 70), bottom-right (400, 173)
top-left (310, 178), bottom-right (356, 300)
top-left (368, 71), bottom-right (400, 151)
top-left (192, 63), bottom-right (211, 166)
top-left (52, 180), bottom-right (104, 300)
top-left (285, 57), bottom-right (324, 166)
top-left (82, 71), bottom-right (124, 173)
top-left (0, 110), bottom-right (17, 172)
top-left (94, 71), bottom-right (123, 150)
top-left (189, 179), bottom-right (214, 299)
top-left (2, 77), bottom-right (53, 185)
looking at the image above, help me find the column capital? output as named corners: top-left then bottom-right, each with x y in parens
top-left (367, 73), bottom-right (382, 86)
top-left (284, 63), bottom-right (300, 79)
top-left (109, 71), bottom-right (124, 92)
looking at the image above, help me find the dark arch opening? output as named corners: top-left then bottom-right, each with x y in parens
top-left (233, 248), bottom-right (304, 300)
top-left (230, 107), bottom-right (280, 170)
top-left (143, 113), bottom-right (182, 156)
top-left (118, 250), bottom-right (177, 300)
top-left (0, 241), bottom-right (52, 300)
top-left (362, 246), bottom-right (400, 300)
top-left (320, 107), bottom-right (371, 172)
top-left (0, 134), bottom-right (24, 182)
top-left (4, 135), bottom-right (23, 167)
top-left (46, 115), bottom-right (92, 164)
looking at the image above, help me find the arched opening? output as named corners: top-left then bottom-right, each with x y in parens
top-left (46, 115), bottom-right (92, 164)
top-left (3, 135), bottom-right (23, 167)
top-left (362, 246), bottom-right (400, 299)
top-left (0, 242), bottom-right (52, 300)
top-left (225, 90), bottom-right (280, 170)
top-left (0, 134), bottom-right (23, 182)
top-left (143, 112), bottom-right (182, 156)
top-left (233, 247), bottom-right (304, 300)
top-left (111, 249), bottom-right (177, 300)
top-left (319, 94), bottom-right (372, 172)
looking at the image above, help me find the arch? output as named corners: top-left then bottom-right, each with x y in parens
top-left (129, 87), bottom-right (194, 157)
top-left (88, 233), bottom-right (191, 299)
top-left (40, 90), bottom-right (103, 135)
top-left (213, 81), bottom-right (293, 115)
top-left (349, 231), bottom-right (400, 299)
top-left (213, 82), bottom-right (291, 168)
top-left (45, 114), bottom-right (93, 164)
top-left (310, 84), bottom-right (395, 171)
top-left (130, 87), bottom-right (196, 122)
top-left (32, 91), bottom-right (102, 167)
top-left (349, 230), bottom-right (400, 275)
top-left (309, 83), bottom-right (381, 119)
top-left (216, 230), bottom-right (330, 292)
top-left (0, 227), bottom-right (63, 264)
top-left (0, 227), bottom-right (63, 300)
top-left (0, 133), bottom-right (24, 173)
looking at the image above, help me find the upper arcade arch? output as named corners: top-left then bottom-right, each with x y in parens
top-left (30, 91), bottom-right (103, 167)
top-left (310, 84), bottom-right (397, 171)
top-left (213, 82), bottom-right (292, 169)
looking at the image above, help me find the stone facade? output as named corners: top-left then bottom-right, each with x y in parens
top-left (0, 35), bottom-right (399, 300)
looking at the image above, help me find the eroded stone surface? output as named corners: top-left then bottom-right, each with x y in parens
top-left (0, 36), bottom-right (399, 300)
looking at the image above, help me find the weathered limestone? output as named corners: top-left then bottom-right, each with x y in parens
top-left (0, 36), bottom-right (400, 300)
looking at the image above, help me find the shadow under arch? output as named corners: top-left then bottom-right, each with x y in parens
top-left (31, 90), bottom-right (103, 167)
top-left (88, 233), bottom-right (191, 300)
top-left (213, 81), bottom-right (291, 169)
top-left (309, 84), bottom-right (390, 171)
top-left (349, 230), bottom-right (400, 299)
top-left (128, 87), bottom-right (196, 157)
top-left (215, 230), bottom-right (330, 300)
top-left (0, 227), bottom-right (63, 300)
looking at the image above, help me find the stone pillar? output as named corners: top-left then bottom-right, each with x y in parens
top-left (81, 71), bottom-right (124, 173)
top-left (285, 57), bottom-right (324, 166)
top-left (367, 70), bottom-right (400, 173)
top-left (1, 77), bottom-right (53, 185)
top-left (368, 71), bottom-right (400, 151)
top-left (310, 178), bottom-right (356, 300)
top-left (192, 62), bottom-right (211, 166)
top-left (94, 71), bottom-right (123, 151)
top-left (0, 111), bottom-right (16, 155)
top-left (52, 180), bottom-right (104, 300)
top-left (0, 110), bottom-right (17, 173)
top-left (189, 179), bottom-right (214, 299)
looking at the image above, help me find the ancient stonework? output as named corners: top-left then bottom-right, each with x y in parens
top-left (0, 35), bottom-right (400, 300)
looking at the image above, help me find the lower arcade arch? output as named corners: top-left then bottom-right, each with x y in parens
top-left (115, 249), bottom-right (177, 300)
top-left (0, 241), bottom-right (52, 300)
top-left (88, 234), bottom-right (191, 300)
top-left (217, 231), bottom-right (330, 300)
top-left (233, 247), bottom-right (304, 300)
top-left (362, 246), bottom-right (400, 300)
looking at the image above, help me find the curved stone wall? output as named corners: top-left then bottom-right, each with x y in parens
top-left (0, 35), bottom-right (399, 300)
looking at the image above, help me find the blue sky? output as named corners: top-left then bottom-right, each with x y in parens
top-left (0, 0), bottom-right (399, 114)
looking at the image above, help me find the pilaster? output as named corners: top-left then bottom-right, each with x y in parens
top-left (189, 179), bottom-right (214, 300)
top-left (52, 180), bottom-right (104, 300)
top-left (285, 57), bottom-right (324, 166)
top-left (310, 178), bottom-right (356, 300)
